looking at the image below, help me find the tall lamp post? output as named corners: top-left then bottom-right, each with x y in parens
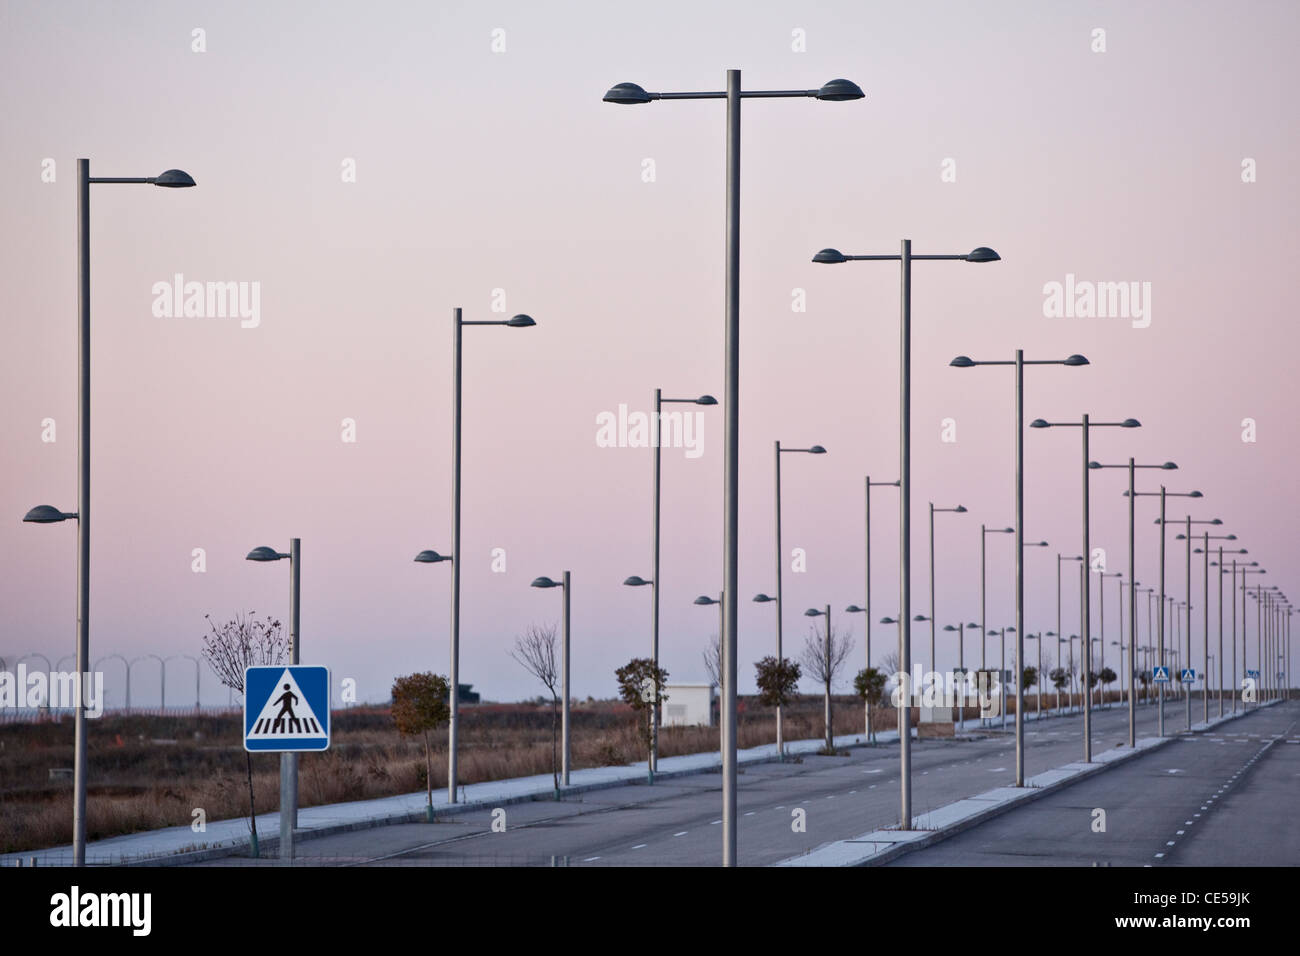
top-left (1054, 554), bottom-right (1083, 715)
top-left (1029, 414), bottom-right (1139, 759)
top-left (1203, 547), bottom-right (1246, 716)
top-left (246, 540), bottom-right (302, 861)
top-left (1119, 485), bottom-right (1203, 736)
top-left (859, 475), bottom-right (900, 740)
top-left (607, 71), bottom-right (864, 868)
top-left (448, 308), bottom-right (536, 803)
top-left (640, 390), bottom-right (716, 776)
top-left (1098, 571), bottom-right (1122, 708)
top-left (942, 622), bottom-right (979, 729)
top-left (804, 606), bottom-right (834, 750)
top-left (1087, 459), bottom-right (1180, 746)
top-left (928, 503), bottom-right (967, 675)
top-left (949, 350), bottom-right (1089, 784)
top-left (21, 160), bottom-right (195, 867)
top-left (982, 525), bottom-right (1015, 680)
top-left (773, 441), bottom-right (827, 758)
top-left (1159, 515), bottom-right (1221, 729)
top-left (531, 574), bottom-right (571, 785)
top-left (1187, 532), bottom-right (1236, 721)
top-left (814, 240), bottom-right (999, 829)
top-left (1236, 566), bottom-right (1266, 707)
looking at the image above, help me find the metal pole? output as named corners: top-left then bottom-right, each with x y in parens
top-left (1055, 554), bottom-right (1061, 716)
top-left (1157, 486), bottom-right (1166, 736)
top-left (1098, 570), bottom-right (1105, 709)
top-left (1217, 547), bottom-right (1224, 717)
top-left (721, 68), bottom-right (740, 866)
top-left (774, 441), bottom-right (784, 758)
top-left (1081, 414), bottom-right (1091, 760)
top-left (930, 503), bottom-right (936, 675)
top-left (824, 604), bottom-right (832, 749)
top-left (562, 571), bottom-right (571, 784)
top-left (281, 537), bottom-right (301, 861)
top-left (865, 478), bottom-right (872, 741)
top-left (1231, 562), bottom-right (1237, 713)
top-left (651, 388), bottom-right (661, 777)
top-left (898, 238), bottom-right (913, 827)
top-left (73, 157), bottom-right (90, 868)
top-left (1127, 459), bottom-right (1136, 746)
top-left (449, 308), bottom-right (462, 803)
top-left (1014, 350), bottom-right (1025, 784)
top-left (1185, 517), bottom-right (1192, 729)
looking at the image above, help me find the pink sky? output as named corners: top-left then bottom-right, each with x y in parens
top-left (2, 0), bottom-right (1296, 706)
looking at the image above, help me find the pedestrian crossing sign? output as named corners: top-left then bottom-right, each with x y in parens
top-left (1152, 666), bottom-right (1171, 682)
top-left (1247, 669), bottom-right (1260, 679)
top-left (244, 665), bottom-right (331, 752)
top-left (1181, 669), bottom-right (1196, 682)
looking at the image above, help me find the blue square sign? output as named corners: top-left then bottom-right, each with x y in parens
top-left (244, 665), bottom-right (331, 752)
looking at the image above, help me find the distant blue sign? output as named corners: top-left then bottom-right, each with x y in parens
top-left (1152, 666), bottom-right (1171, 683)
top-left (1180, 669), bottom-right (1196, 682)
top-left (1246, 669), bottom-right (1260, 679)
top-left (244, 665), bottom-right (331, 752)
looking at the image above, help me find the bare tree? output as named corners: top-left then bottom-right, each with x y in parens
top-left (702, 632), bottom-right (721, 687)
top-left (801, 623), bottom-right (856, 752)
top-left (511, 623), bottom-right (562, 792)
top-left (200, 612), bottom-right (287, 857)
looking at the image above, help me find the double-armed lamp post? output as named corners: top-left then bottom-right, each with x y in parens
top-left (606, 70), bottom-right (864, 866)
top-left (949, 350), bottom-right (1089, 784)
top-left (1030, 414), bottom-right (1140, 760)
top-left (814, 241), bottom-right (999, 827)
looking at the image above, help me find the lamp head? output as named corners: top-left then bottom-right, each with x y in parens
top-left (815, 78), bottom-right (865, 101)
top-left (965, 246), bottom-right (1000, 263)
top-left (153, 169), bottom-right (196, 188)
top-left (603, 82), bottom-right (654, 104)
top-left (413, 550), bottom-right (449, 563)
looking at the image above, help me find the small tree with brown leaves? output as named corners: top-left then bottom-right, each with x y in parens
top-left (615, 657), bottom-right (669, 766)
top-left (391, 672), bottom-right (451, 819)
top-left (754, 656), bottom-right (801, 757)
top-left (511, 623), bottom-right (562, 793)
top-left (200, 611), bottom-right (288, 857)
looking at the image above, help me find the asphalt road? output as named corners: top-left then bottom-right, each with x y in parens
top-left (888, 700), bottom-right (1299, 866)
top-left (189, 694), bottom-right (1256, 867)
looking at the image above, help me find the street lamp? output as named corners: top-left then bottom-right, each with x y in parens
top-left (942, 622), bottom-right (980, 729)
top-left (1161, 515), bottom-right (1220, 728)
top-left (246, 539), bottom-right (302, 860)
top-left (859, 475), bottom-right (900, 741)
top-left (1117, 484), bottom-right (1202, 737)
top-left (815, 241), bottom-right (999, 830)
top-left (981, 526), bottom-right (1015, 681)
top-left (20, 160), bottom-right (194, 867)
top-left (448, 308), bottom-right (536, 803)
top-left (1054, 554), bottom-right (1085, 714)
top-left (1189, 532), bottom-right (1237, 720)
top-left (1030, 414), bottom-right (1139, 760)
top-left (608, 70), bottom-right (864, 868)
top-left (1088, 458), bottom-right (1179, 746)
top-left (772, 441), bottom-right (827, 758)
top-left (639, 391), bottom-right (716, 777)
top-left (93, 655), bottom-right (128, 712)
top-left (531, 574), bottom-right (571, 784)
top-left (928, 503), bottom-right (967, 677)
top-left (950, 351), bottom-right (1088, 783)
top-left (804, 606), bottom-right (834, 751)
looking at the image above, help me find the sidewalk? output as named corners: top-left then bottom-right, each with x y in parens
top-left (776, 698), bottom-right (1285, 866)
top-left (3, 725), bottom-right (902, 867)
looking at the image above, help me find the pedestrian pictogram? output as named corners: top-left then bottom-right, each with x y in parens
top-left (1152, 666), bottom-right (1171, 683)
top-left (244, 665), bottom-right (331, 752)
top-left (1181, 669), bottom-right (1196, 682)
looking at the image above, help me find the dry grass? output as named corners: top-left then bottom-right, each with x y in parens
top-left (1, 696), bottom-right (871, 853)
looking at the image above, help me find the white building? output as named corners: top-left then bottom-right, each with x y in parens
top-left (661, 683), bottom-right (715, 727)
